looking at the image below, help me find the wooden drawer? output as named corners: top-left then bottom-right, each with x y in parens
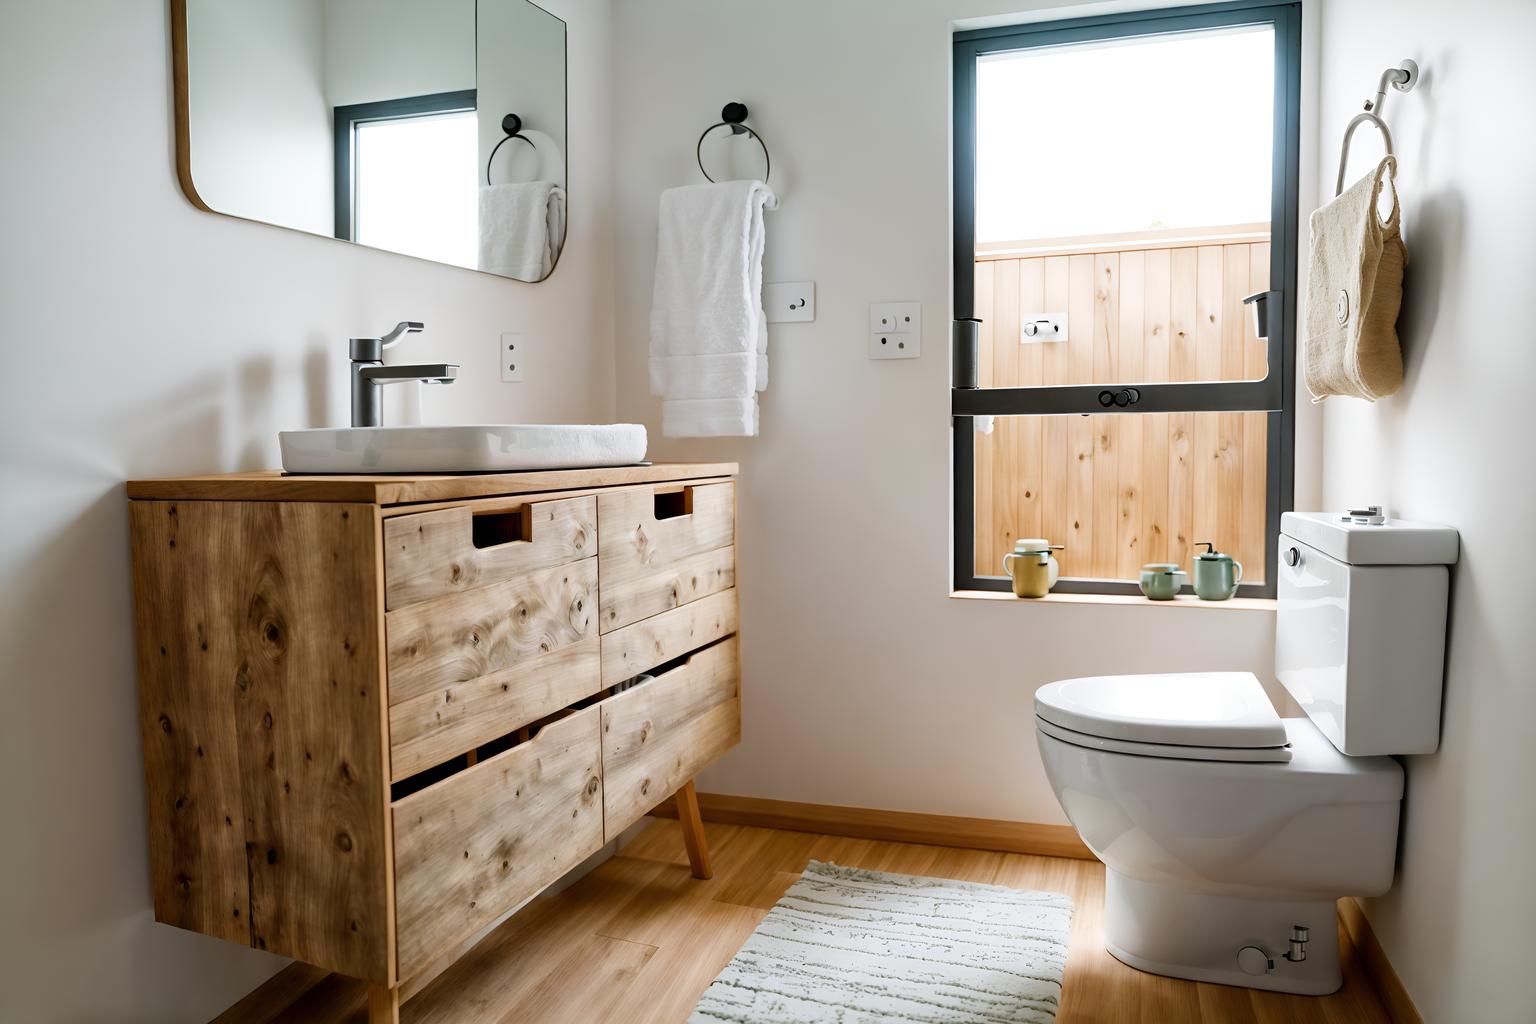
top-left (391, 706), bottom-right (604, 980)
top-left (385, 554), bottom-right (599, 781)
top-left (599, 588), bottom-right (737, 686)
top-left (384, 495), bottom-right (596, 611)
top-left (601, 638), bottom-right (740, 839)
top-left (598, 482), bottom-right (734, 633)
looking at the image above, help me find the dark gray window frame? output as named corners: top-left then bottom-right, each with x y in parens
top-left (952, 0), bottom-right (1302, 598)
top-left (333, 89), bottom-right (479, 243)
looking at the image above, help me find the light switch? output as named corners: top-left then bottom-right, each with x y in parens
top-left (765, 281), bottom-right (816, 323)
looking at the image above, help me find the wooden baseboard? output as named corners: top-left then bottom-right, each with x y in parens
top-left (1339, 897), bottom-right (1422, 1024)
top-left (650, 792), bottom-right (1095, 860)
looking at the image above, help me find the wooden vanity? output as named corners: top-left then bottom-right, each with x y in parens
top-left (126, 463), bottom-right (740, 1021)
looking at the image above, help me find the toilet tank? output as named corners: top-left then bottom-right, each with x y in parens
top-left (1276, 511), bottom-right (1459, 756)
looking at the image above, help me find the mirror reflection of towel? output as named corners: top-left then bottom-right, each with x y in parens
top-left (478, 181), bottom-right (566, 281)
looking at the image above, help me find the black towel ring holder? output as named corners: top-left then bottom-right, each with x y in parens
top-left (485, 113), bottom-right (538, 186)
top-left (696, 102), bottom-right (770, 184)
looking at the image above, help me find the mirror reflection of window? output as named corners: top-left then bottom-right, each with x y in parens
top-left (175, 0), bottom-right (567, 282)
top-left (354, 112), bottom-right (479, 270)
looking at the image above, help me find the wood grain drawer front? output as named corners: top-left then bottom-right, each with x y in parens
top-left (392, 706), bottom-right (604, 980)
top-left (598, 483), bottom-right (734, 633)
top-left (601, 638), bottom-right (740, 839)
top-left (385, 559), bottom-right (600, 779)
top-left (599, 588), bottom-right (737, 687)
top-left (388, 637), bottom-right (600, 782)
top-left (384, 496), bottom-right (596, 611)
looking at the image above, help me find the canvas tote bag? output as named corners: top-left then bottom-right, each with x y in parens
top-left (1304, 155), bottom-right (1408, 401)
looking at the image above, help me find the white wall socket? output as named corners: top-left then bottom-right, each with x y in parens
top-left (500, 333), bottom-right (524, 382)
top-left (764, 281), bottom-right (816, 323)
top-left (869, 302), bottom-right (921, 359)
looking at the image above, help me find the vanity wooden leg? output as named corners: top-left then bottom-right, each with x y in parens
top-left (367, 982), bottom-right (400, 1024)
top-left (676, 780), bottom-right (713, 880)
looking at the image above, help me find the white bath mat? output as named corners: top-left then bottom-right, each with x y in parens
top-left (689, 860), bottom-right (1073, 1024)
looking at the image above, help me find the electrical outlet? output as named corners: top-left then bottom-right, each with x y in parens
top-left (869, 302), bottom-right (921, 359)
top-left (500, 333), bottom-right (524, 382)
top-left (870, 332), bottom-right (919, 358)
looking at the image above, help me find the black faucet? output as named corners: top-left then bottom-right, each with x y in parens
top-left (348, 321), bottom-right (458, 428)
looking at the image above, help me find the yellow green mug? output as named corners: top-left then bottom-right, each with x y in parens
top-left (1003, 539), bottom-right (1063, 598)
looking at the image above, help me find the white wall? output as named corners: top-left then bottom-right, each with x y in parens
top-left (1316, 2), bottom-right (1536, 1020)
top-left (185, 0), bottom-right (333, 234)
top-left (611, 0), bottom-right (1318, 823)
top-left (0, 0), bottom-right (614, 1019)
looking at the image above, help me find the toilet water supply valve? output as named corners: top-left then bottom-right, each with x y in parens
top-left (1236, 925), bottom-right (1310, 975)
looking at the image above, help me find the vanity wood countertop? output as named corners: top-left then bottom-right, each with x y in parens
top-left (126, 462), bottom-right (740, 505)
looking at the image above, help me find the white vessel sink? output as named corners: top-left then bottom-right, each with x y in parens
top-left (279, 423), bottom-right (648, 474)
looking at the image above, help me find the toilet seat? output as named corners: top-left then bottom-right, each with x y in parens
top-left (1035, 716), bottom-right (1293, 762)
top-left (1034, 672), bottom-right (1292, 763)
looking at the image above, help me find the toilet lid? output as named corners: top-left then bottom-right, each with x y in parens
top-left (1034, 672), bottom-right (1288, 750)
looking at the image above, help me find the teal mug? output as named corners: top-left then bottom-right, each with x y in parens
top-left (1139, 563), bottom-right (1188, 600)
top-left (1193, 542), bottom-right (1243, 601)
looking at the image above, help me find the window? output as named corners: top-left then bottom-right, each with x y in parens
top-left (953, 1), bottom-right (1300, 597)
top-left (334, 90), bottom-right (479, 270)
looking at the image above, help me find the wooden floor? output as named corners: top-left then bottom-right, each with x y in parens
top-left (217, 820), bottom-right (1393, 1024)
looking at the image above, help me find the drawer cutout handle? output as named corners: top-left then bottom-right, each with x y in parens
top-left (470, 505), bottom-right (533, 549)
top-left (654, 486), bottom-right (694, 521)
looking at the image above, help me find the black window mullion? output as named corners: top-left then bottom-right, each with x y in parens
top-left (953, 379), bottom-right (1282, 418)
top-left (952, 39), bottom-right (978, 324)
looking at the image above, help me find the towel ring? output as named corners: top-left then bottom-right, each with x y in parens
top-left (486, 113), bottom-right (538, 187)
top-left (1334, 60), bottom-right (1417, 196)
top-left (696, 102), bottom-right (771, 184)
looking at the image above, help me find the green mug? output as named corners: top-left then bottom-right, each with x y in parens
top-left (1193, 542), bottom-right (1243, 600)
top-left (1139, 563), bottom-right (1188, 600)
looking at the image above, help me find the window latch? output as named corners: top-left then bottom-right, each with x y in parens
top-left (1097, 387), bottom-right (1141, 408)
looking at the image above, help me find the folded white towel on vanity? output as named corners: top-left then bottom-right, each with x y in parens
top-left (649, 179), bottom-right (777, 437)
top-left (478, 181), bottom-right (566, 280)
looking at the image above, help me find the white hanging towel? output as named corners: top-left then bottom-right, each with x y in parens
top-left (649, 180), bottom-right (777, 437)
top-left (478, 181), bottom-right (565, 280)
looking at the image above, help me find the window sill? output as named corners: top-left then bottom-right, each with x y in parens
top-left (950, 590), bottom-right (1277, 612)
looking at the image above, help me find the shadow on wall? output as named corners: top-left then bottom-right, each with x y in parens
top-left (4, 484), bottom-right (287, 1018)
top-left (0, 350), bottom-right (344, 1018)
top-left (304, 343), bottom-right (331, 430)
top-left (1367, 532), bottom-right (1501, 999)
top-left (1396, 189), bottom-right (1463, 395)
top-left (237, 335), bottom-right (335, 467)
top-left (1391, 50), bottom-right (1461, 408)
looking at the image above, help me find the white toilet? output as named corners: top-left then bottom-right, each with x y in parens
top-left (1035, 511), bottom-right (1459, 994)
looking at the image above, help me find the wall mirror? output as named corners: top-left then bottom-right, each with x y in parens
top-left (172, 0), bottom-right (567, 282)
